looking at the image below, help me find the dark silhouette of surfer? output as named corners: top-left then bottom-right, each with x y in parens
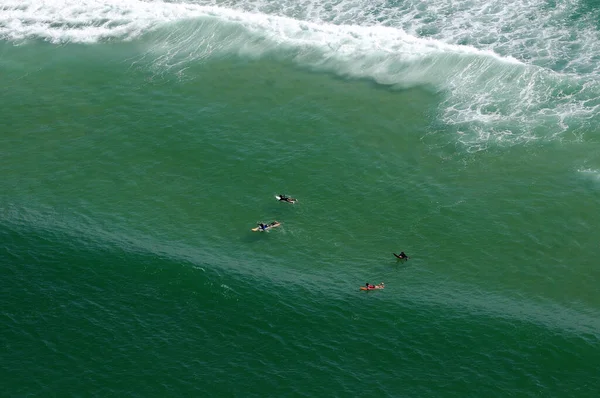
top-left (393, 252), bottom-right (409, 260)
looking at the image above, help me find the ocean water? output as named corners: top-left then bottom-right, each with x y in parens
top-left (2, 0), bottom-right (600, 396)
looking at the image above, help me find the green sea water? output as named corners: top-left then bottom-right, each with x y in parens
top-left (2, 1), bottom-right (600, 396)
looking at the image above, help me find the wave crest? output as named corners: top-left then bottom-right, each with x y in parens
top-left (3, 0), bottom-right (600, 147)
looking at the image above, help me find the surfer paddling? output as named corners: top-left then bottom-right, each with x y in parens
top-left (257, 222), bottom-right (269, 231)
top-left (252, 221), bottom-right (281, 232)
top-left (363, 282), bottom-right (385, 290)
top-left (393, 252), bottom-right (409, 260)
top-left (277, 194), bottom-right (297, 203)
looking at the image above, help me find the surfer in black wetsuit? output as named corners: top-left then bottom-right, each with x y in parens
top-left (258, 223), bottom-right (268, 231)
top-left (394, 252), bottom-right (409, 260)
top-left (278, 194), bottom-right (295, 203)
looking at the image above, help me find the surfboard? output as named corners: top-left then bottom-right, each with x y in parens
top-left (360, 285), bottom-right (384, 291)
top-left (275, 195), bottom-right (297, 204)
top-left (251, 221), bottom-right (281, 232)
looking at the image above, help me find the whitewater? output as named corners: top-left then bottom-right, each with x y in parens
top-left (2, 0), bottom-right (600, 147)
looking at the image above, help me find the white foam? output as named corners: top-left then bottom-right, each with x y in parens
top-left (578, 168), bottom-right (600, 182)
top-left (0, 0), bottom-right (206, 43)
top-left (196, 0), bottom-right (600, 76)
top-left (184, 0), bottom-right (600, 148)
top-left (0, 0), bottom-right (517, 65)
top-left (2, 0), bottom-right (600, 149)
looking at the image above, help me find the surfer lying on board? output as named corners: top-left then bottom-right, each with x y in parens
top-left (257, 223), bottom-right (269, 231)
top-left (365, 282), bottom-right (385, 290)
top-left (394, 252), bottom-right (409, 260)
top-left (278, 194), bottom-right (296, 203)
top-left (252, 221), bottom-right (281, 232)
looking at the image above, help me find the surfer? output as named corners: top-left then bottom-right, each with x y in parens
top-left (364, 282), bottom-right (385, 290)
top-left (394, 252), bottom-right (409, 260)
top-left (252, 221), bottom-right (280, 232)
top-left (257, 222), bottom-right (269, 231)
top-left (278, 194), bottom-right (296, 203)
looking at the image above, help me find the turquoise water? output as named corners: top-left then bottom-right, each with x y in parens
top-left (2, 1), bottom-right (600, 396)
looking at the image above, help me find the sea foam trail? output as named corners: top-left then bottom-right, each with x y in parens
top-left (578, 168), bottom-right (600, 184)
top-left (2, 0), bottom-right (600, 147)
top-left (198, 0), bottom-right (600, 76)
